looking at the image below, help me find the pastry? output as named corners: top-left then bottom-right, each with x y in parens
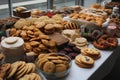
top-left (54, 24), bottom-right (63, 32)
top-left (93, 35), bottom-right (118, 49)
top-left (63, 21), bottom-right (79, 29)
top-left (73, 37), bottom-right (88, 49)
top-left (48, 32), bottom-right (69, 47)
top-left (75, 55), bottom-right (94, 68)
top-left (62, 29), bottom-right (80, 42)
top-left (13, 6), bottom-right (31, 18)
top-left (44, 24), bottom-right (55, 34)
top-left (81, 48), bottom-right (101, 60)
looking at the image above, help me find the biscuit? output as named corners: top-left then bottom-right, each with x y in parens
top-left (0, 63), bottom-right (11, 78)
top-left (38, 54), bottom-right (46, 59)
top-left (16, 64), bottom-right (28, 79)
top-left (37, 58), bottom-right (48, 70)
top-left (55, 64), bottom-right (67, 72)
top-left (43, 61), bottom-right (55, 73)
top-left (7, 62), bottom-right (19, 79)
top-left (51, 60), bottom-right (64, 64)
top-left (75, 55), bottom-right (94, 68)
top-left (26, 63), bottom-right (35, 74)
top-left (35, 21), bottom-right (46, 29)
top-left (44, 24), bottom-right (54, 31)
top-left (4, 37), bottom-right (18, 44)
top-left (81, 48), bottom-right (101, 60)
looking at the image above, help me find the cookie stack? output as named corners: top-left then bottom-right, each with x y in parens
top-left (75, 55), bottom-right (94, 68)
top-left (0, 61), bottom-right (37, 80)
top-left (36, 53), bottom-right (71, 79)
top-left (73, 37), bottom-right (88, 49)
top-left (81, 48), bottom-right (101, 60)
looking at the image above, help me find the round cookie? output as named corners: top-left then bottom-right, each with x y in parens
top-left (81, 48), bottom-right (101, 60)
top-left (75, 55), bottom-right (94, 68)
top-left (55, 64), bottom-right (67, 72)
top-left (4, 37), bottom-right (18, 44)
top-left (43, 61), bottom-right (55, 73)
top-left (37, 58), bottom-right (48, 70)
top-left (80, 55), bottom-right (94, 65)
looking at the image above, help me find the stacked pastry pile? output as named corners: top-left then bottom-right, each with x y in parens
top-left (75, 47), bottom-right (101, 68)
top-left (69, 12), bottom-right (107, 26)
top-left (73, 37), bottom-right (88, 49)
top-left (0, 61), bottom-right (42, 80)
top-left (75, 55), bottom-right (94, 68)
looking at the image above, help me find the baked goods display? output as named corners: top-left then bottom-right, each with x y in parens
top-left (93, 35), bottom-right (118, 50)
top-left (81, 8), bottom-right (108, 17)
top-left (69, 12), bottom-right (107, 26)
top-left (36, 53), bottom-right (71, 79)
top-left (75, 55), bottom-right (94, 68)
top-left (105, 2), bottom-right (120, 9)
top-left (81, 48), bottom-right (101, 60)
top-left (90, 3), bottom-right (112, 15)
top-left (1, 2), bottom-right (120, 80)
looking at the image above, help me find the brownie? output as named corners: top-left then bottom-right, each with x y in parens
top-left (48, 32), bottom-right (69, 47)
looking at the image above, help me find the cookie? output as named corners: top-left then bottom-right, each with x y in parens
top-left (35, 21), bottom-right (46, 29)
top-left (26, 63), bottom-right (35, 74)
top-left (44, 24), bottom-right (55, 31)
top-left (55, 64), bottom-right (67, 72)
top-left (16, 64), bottom-right (28, 79)
top-left (38, 54), bottom-right (46, 59)
top-left (4, 37), bottom-right (18, 44)
top-left (37, 58), bottom-right (48, 70)
top-left (0, 63), bottom-right (11, 78)
top-left (51, 60), bottom-right (64, 64)
top-left (7, 62), bottom-right (19, 79)
top-left (75, 55), bottom-right (94, 68)
top-left (81, 48), bottom-right (101, 60)
top-left (73, 37), bottom-right (88, 49)
top-left (43, 61), bottom-right (55, 73)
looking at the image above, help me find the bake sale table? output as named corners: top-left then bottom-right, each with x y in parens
top-left (57, 39), bottom-right (120, 80)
